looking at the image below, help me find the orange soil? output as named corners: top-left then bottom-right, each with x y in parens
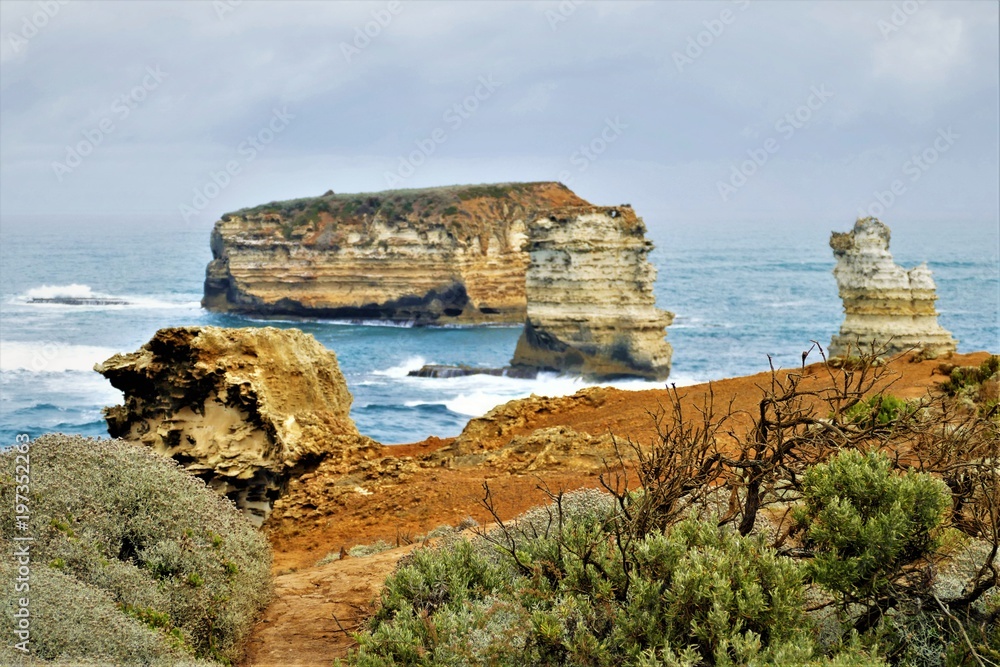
top-left (241, 351), bottom-right (991, 666)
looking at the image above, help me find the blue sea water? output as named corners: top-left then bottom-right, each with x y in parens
top-left (1, 215), bottom-right (997, 445)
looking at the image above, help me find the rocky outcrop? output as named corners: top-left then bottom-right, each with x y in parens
top-left (829, 217), bottom-right (957, 359)
top-left (448, 387), bottom-right (613, 456)
top-left (203, 182), bottom-right (589, 325)
top-left (480, 426), bottom-right (615, 473)
top-left (439, 387), bottom-right (619, 472)
top-left (408, 364), bottom-right (538, 379)
top-left (95, 326), bottom-right (380, 525)
top-left (510, 206), bottom-right (674, 380)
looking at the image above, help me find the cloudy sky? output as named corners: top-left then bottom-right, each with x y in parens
top-left (0, 0), bottom-right (997, 235)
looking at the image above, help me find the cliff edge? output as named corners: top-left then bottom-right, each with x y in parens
top-left (203, 182), bottom-right (589, 325)
top-left (829, 217), bottom-right (957, 359)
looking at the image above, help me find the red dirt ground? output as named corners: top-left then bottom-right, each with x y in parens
top-left (241, 351), bottom-right (991, 666)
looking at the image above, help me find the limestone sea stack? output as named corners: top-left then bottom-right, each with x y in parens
top-left (203, 182), bottom-right (589, 325)
top-left (510, 206), bottom-right (674, 380)
top-left (829, 217), bottom-right (957, 359)
top-left (94, 326), bottom-right (379, 525)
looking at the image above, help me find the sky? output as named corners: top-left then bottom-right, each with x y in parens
top-left (0, 0), bottom-right (997, 236)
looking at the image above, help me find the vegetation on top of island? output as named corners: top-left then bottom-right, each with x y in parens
top-left (236, 181), bottom-right (561, 214)
top-left (341, 349), bottom-right (999, 666)
top-left (221, 182), bottom-right (585, 243)
top-left (0, 435), bottom-right (272, 666)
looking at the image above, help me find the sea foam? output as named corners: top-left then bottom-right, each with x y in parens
top-left (0, 341), bottom-right (121, 373)
top-left (25, 283), bottom-right (96, 299)
top-left (373, 356), bottom-right (428, 378)
top-left (15, 284), bottom-right (200, 310)
top-left (399, 370), bottom-right (674, 418)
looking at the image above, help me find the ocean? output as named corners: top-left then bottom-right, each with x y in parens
top-left (1, 215), bottom-right (997, 446)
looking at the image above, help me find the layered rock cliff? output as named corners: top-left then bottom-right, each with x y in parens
top-left (95, 326), bottom-right (380, 525)
top-left (203, 182), bottom-right (589, 325)
top-left (510, 206), bottom-right (674, 380)
top-left (829, 217), bottom-right (957, 359)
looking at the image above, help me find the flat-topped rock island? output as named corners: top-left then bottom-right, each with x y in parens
top-left (204, 182), bottom-right (675, 380)
top-left (203, 182), bottom-right (588, 325)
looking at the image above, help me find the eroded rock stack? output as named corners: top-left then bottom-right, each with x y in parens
top-left (203, 182), bottom-right (589, 325)
top-left (510, 206), bottom-right (674, 380)
top-left (829, 217), bottom-right (957, 359)
top-left (95, 326), bottom-right (380, 525)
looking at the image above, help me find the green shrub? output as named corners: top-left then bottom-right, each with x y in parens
top-left (843, 394), bottom-right (915, 426)
top-left (497, 487), bottom-right (616, 542)
top-left (943, 356), bottom-right (1000, 396)
top-left (0, 559), bottom-right (211, 667)
top-left (373, 538), bottom-right (511, 625)
top-left (316, 550), bottom-right (342, 567)
top-left (455, 184), bottom-right (521, 201)
top-left (349, 540), bottom-right (394, 558)
top-left (795, 450), bottom-right (950, 603)
top-left (416, 517), bottom-right (480, 542)
top-left (0, 435), bottom-right (272, 665)
top-left (611, 519), bottom-right (812, 666)
top-left (941, 356), bottom-right (1000, 412)
top-left (343, 490), bottom-right (875, 666)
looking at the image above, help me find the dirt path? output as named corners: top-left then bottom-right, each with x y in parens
top-left (241, 351), bottom-right (991, 666)
top-left (243, 469), bottom-right (605, 665)
top-left (241, 545), bottom-right (414, 665)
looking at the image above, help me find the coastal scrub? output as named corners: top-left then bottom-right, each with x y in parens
top-left (0, 434), bottom-right (272, 665)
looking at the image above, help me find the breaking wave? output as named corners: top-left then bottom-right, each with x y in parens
top-left (0, 341), bottom-right (121, 373)
top-left (14, 284), bottom-right (200, 310)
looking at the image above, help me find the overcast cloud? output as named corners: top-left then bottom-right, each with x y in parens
top-left (0, 0), bottom-right (997, 235)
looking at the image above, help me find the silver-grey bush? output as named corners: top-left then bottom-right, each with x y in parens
top-left (0, 434), bottom-right (272, 665)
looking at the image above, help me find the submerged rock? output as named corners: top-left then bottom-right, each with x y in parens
top-left (408, 364), bottom-right (539, 379)
top-left (510, 206), bottom-right (674, 380)
top-left (829, 217), bottom-right (957, 359)
top-left (202, 182), bottom-right (590, 325)
top-left (28, 297), bottom-right (129, 306)
top-left (94, 326), bottom-right (380, 526)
